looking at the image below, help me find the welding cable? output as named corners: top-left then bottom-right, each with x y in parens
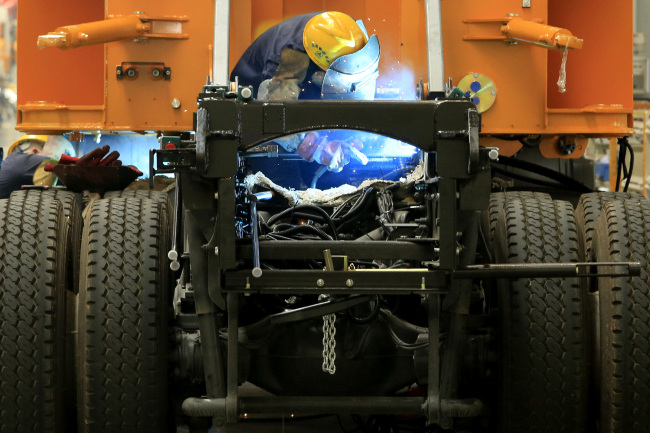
top-left (334, 187), bottom-right (375, 224)
top-left (623, 138), bottom-right (634, 192)
top-left (272, 224), bottom-right (333, 240)
top-left (491, 166), bottom-right (566, 189)
top-left (331, 191), bottom-right (363, 218)
top-left (492, 156), bottom-right (592, 193)
top-left (267, 205), bottom-right (338, 239)
top-left (615, 138), bottom-right (627, 192)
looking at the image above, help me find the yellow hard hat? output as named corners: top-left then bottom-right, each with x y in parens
top-left (7, 134), bottom-right (48, 154)
top-left (303, 12), bottom-right (368, 71)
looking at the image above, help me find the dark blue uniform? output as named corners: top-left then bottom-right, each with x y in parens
top-left (0, 152), bottom-right (48, 198)
top-left (230, 12), bottom-right (322, 99)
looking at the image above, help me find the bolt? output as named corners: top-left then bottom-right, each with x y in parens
top-left (214, 247), bottom-right (219, 256)
top-left (117, 69), bottom-right (122, 75)
top-left (126, 69), bottom-right (136, 78)
top-left (317, 279), bottom-right (325, 287)
top-left (488, 148), bottom-right (499, 161)
top-left (507, 13), bottom-right (519, 16)
top-left (346, 279), bottom-right (354, 287)
top-left (473, 73), bottom-right (479, 78)
top-left (152, 69), bottom-right (161, 78)
top-left (165, 69), bottom-right (171, 76)
top-left (491, 90), bottom-right (496, 95)
top-left (241, 87), bottom-right (252, 99)
top-left (214, 192), bottom-right (219, 199)
top-left (133, 38), bottom-right (147, 43)
top-left (133, 11), bottom-right (145, 14)
top-left (456, 231), bottom-right (463, 237)
top-left (456, 246), bottom-right (462, 255)
top-left (171, 98), bottom-right (181, 109)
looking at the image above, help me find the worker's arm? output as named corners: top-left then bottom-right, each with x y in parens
top-left (267, 47), bottom-right (310, 100)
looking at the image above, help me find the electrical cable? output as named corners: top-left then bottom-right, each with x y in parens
top-left (624, 138), bottom-right (634, 192)
top-left (492, 156), bottom-right (592, 193)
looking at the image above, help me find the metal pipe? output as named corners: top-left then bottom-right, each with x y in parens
top-left (250, 200), bottom-right (262, 278)
top-left (186, 211), bottom-right (226, 399)
top-left (168, 173), bottom-right (183, 271)
top-left (212, 0), bottom-right (231, 85)
top-left (37, 15), bottom-right (148, 49)
top-left (501, 18), bottom-right (584, 50)
top-left (424, 0), bottom-right (445, 96)
top-left (454, 261), bottom-right (641, 279)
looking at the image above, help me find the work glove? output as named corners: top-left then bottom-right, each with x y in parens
top-left (44, 145), bottom-right (142, 175)
top-left (296, 131), bottom-right (368, 172)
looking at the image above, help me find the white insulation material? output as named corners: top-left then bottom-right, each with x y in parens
top-left (244, 162), bottom-right (425, 206)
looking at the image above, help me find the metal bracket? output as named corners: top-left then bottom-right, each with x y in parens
top-left (116, 62), bottom-right (171, 80)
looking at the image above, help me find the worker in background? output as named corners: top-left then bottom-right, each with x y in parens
top-left (231, 11), bottom-right (381, 172)
top-left (0, 135), bottom-right (75, 198)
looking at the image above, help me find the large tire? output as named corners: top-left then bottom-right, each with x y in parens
top-left (10, 189), bottom-right (83, 292)
top-left (77, 197), bottom-right (170, 433)
top-left (574, 192), bottom-right (644, 262)
top-left (595, 199), bottom-right (650, 433)
top-left (0, 195), bottom-right (68, 433)
top-left (482, 191), bottom-right (552, 251)
top-left (494, 198), bottom-right (587, 433)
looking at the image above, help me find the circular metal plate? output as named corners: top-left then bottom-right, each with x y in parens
top-left (457, 73), bottom-right (497, 113)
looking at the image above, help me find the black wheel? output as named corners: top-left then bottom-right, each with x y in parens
top-left (574, 192), bottom-right (644, 261)
top-left (77, 197), bottom-right (170, 433)
top-left (595, 199), bottom-right (650, 433)
top-left (0, 194), bottom-right (68, 433)
top-left (482, 191), bottom-right (552, 251)
top-left (493, 198), bottom-right (587, 433)
top-left (10, 189), bottom-right (83, 292)
top-left (10, 188), bottom-right (84, 431)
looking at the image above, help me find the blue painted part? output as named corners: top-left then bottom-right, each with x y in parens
top-left (470, 81), bottom-right (482, 92)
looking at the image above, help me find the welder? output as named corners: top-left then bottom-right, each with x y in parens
top-left (0, 135), bottom-right (74, 198)
top-left (231, 11), bottom-right (380, 172)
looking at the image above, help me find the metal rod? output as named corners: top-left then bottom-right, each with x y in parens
top-left (168, 173), bottom-right (183, 271)
top-left (426, 294), bottom-right (441, 424)
top-left (454, 262), bottom-right (641, 278)
top-left (239, 397), bottom-right (425, 414)
top-left (212, 0), bottom-right (231, 85)
top-left (249, 200), bottom-right (262, 278)
top-left (186, 211), bottom-right (225, 400)
top-left (225, 293), bottom-right (239, 424)
top-left (424, 0), bottom-right (445, 96)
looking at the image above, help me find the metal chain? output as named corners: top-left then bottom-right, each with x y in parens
top-left (322, 314), bottom-right (337, 374)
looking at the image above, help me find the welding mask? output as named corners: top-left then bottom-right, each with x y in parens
top-left (320, 20), bottom-right (380, 101)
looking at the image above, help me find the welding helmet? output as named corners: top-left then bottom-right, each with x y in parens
top-left (7, 134), bottom-right (48, 154)
top-left (320, 31), bottom-right (380, 100)
top-left (303, 12), bottom-right (368, 71)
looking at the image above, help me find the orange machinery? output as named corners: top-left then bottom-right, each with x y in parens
top-left (17, 0), bottom-right (633, 158)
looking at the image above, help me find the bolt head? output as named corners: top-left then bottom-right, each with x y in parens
top-left (241, 87), bottom-right (252, 99)
top-left (346, 279), bottom-right (354, 287)
top-left (488, 149), bottom-right (499, 160)
top-left (214, 247), bottom-right (219, 256)
top-left (152, 69), bottom-right (161, 77)
top-left (171, 98), bottom-right (181, 109)
top-left (317, 279), bottom-right (325, 287)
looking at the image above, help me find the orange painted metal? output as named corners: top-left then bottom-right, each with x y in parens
top-left (37, 15), bottom-right (149, 49)
top-left (16, 0), bottom-right (634, 159)
top-left (17, 0), bottom-right (214, 133)
top-left (501, 17), bottom-right (583, 50)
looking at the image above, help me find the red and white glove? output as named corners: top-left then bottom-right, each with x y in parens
top-left (296, 132), bottom-right (368, 172)
top-left (44, 145), bottom-right (142, 176)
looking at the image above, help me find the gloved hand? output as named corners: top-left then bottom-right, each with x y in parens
top-left (44, 145), bottom-right (142, 175)
top-left (296, 132), bottom-right (368, 172)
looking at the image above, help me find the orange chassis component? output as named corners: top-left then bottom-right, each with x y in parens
top-left (17, 0), bottom-right (633, 161)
